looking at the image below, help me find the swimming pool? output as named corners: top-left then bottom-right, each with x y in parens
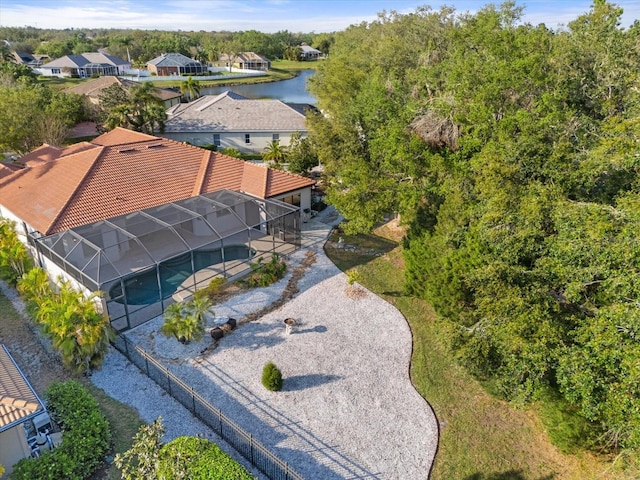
top-left (109, 245), bottom-right (255, 305)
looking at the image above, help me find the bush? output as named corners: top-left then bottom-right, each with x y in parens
top-left (12, 381), bottom-right (111, 480)
top-left (193, 277), bottom-right (227, 302)
top-left (157, 436), bottom-right (253, 479)
top-left (262, 361), bottom-right (283, 391)
top-left (244, 254), bottom-right (287, 288)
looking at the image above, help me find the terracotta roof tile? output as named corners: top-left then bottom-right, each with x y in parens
top-left (0, 128), bottom-right (315, 234)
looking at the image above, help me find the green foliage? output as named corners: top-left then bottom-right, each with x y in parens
top-left (0, 81), bottom-right (85, 153)
top-left (115, 417), bottom-right (164, 480)
top-left (261, 139), bottom-right (287, 165)
top-left (180, 75), bottom-right (201, 101)
top-left (346, 268), bottom-right (362, 286)
top-left (309, 0), bottom-right (640, 458)
top-left (34, 281), bottom-right (113, 373)
top-left (157, 436), bottom-right (254, 479)
top-left (0, 219), bottom-right (33, 285)
top-left (261, 361), bottom-right (283, 391)
top-left (101, 81), bottom-right (167, 133)
top-left (244, 254), bottom-right (287, 288)
top-left (193, 277), bottom-right (227, 302)
top-left (12, 381), bottom-right (111, 480)
top-left (536, 387), bottom-right (597, 453)
top-left (286, 131), bottom-right (318, 174)
top-left (160, 296), bottom-right (212, 343)
top-left (220, 147), bottom-right (244, 158)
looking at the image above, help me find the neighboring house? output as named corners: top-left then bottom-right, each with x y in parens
top-left (64, 75), bottom-right (182, 109)
top-left (216, 52), bottom-right (270, 71)
top-left (147, 53), bottom-right (207, 76)
top-left (299, 43), bottom-right (323, 60)
top-left (0, 345), bottom-right (52, 476)
top-left (0, 128), bottom-right (315, 332)
top-left (11, 51), bottom-right (49, 68)
top-left (162, 91), bottom-right (311, 154)
top-left (37, 52), bottom-right (130, 78)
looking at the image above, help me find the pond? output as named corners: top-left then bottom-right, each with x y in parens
top-left (200, 69), bottom-right (317, 104)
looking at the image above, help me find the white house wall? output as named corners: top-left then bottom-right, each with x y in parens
top-left (0, 425), bottom-right (31, 476)
top-left (161, 131), bottom-right (304, 155)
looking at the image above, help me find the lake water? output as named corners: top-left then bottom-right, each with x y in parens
top-left (200, 69), bottom-right (317, 104)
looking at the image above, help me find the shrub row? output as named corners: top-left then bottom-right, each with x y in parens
top-left (12, 381), bottom-right (111, 480)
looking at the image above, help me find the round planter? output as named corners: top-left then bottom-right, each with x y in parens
top-left (284, 317), bottom-right (296, 334)
top-left (210, 327), bottom-right (224, 340)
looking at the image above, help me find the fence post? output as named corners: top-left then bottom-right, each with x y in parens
top-left (144, 354), bottom-right (149, 376)
top-left (191, 386), bottom-right (196, 413)
top-left (166, 366), bottom-right (172, 395)
top-left (250, 433), bottom-right (253, 463)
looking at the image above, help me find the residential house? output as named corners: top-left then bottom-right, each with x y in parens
top-left (299, 43), bottom-right (323, 60)
top-left (162, 91), bottom-right (311, 154)
top-left (216, 52), bottom-right (270, 71)
top-left (147, 53), bottom-right (207, 76)
top-left (64, 76), bottom-right (182, 109)
top-left (10, 51), bottom-right (49, 68)
top-left (37, 52), bottom-right (130, 78)
top-left (0, 128), bottom-right (315, 331)
top-left (0, 345), bottom-right (52, 476)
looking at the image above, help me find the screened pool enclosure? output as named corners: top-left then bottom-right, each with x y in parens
top-left (34, 190), bottom-right (301, 331)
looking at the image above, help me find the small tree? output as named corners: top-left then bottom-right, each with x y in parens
top-left (262, 361), bottom-right (283, 391)
top-left (180, 75), bottom-right (201, 102)
top-left (115, 417), bottom-right (165, 480)
top-left (262, 139), bottom-right (288, 166)
top-left (160, 297), bottom-right (212, 343)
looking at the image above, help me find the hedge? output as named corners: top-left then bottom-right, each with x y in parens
top-left (12, 381), bottom-right (111, 480)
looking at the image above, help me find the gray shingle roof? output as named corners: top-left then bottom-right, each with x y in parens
top-left (164, 91), bottom-right (307, 133)
top-left (40, 52), bottom-right (129, 68)
top-left (147, 52), bottom-right (202, 67)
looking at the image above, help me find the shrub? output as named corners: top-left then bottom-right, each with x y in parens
top-left (157, 436), bottom-right (253, 479)
top-left (245, 254), bottom-right (287, 288)
top-left (193, 276), bottom-right (227, 302)
top-left (262, 361), bottom-right (283, 391)
top-left (12, 381), bottom-right (111, 480)
top-left (0, 219), bottom-right (33, 285)
top-left (160, 296), bottom-right (212, 343)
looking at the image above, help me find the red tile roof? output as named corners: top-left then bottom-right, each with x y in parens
top-left (0, 128), bottom-right (314, 235)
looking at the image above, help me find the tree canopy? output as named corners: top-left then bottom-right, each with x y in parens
top-left (308, 0), bottom-right (640, 454)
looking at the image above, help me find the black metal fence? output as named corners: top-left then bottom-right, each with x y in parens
top-left (112, 334), bottom-right (304, 480)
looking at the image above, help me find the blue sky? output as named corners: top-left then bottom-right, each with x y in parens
top-left (0, 0), bottom-right (638, 32)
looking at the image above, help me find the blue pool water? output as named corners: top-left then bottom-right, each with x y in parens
top-left (109, 245), bottom-right (255, 305)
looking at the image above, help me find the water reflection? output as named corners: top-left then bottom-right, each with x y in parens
top-left (200, 69), bottom-right (316, 104)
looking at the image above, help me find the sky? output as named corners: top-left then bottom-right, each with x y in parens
top-left (0, 0), bottom-right (638, 32)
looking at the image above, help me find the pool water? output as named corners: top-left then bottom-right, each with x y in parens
top-left (109, 245), bottom-right (255, 305)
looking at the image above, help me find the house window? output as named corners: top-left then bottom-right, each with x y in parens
top-left (52, 68), bottom-right (61, 74)
top-left (213, 134), bottom-right (221, 147)
top-left (245, 134), bottom-right (251, 144)
top-left (272, 133), bottom-right (279, 142)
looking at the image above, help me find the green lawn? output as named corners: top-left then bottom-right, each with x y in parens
top-left (324, 225), bottom-right (635, 480)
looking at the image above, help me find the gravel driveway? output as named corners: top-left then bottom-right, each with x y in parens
top-left (91, 210), bottom-right (439, 479)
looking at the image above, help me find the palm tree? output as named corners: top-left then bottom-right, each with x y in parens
top-left (36, 282), bottom-right (113, 373)
top-left (17, 267), bottom-right (52, 317)
top-left (262, 139), bottom-right (288, 166)
top-left (160, 296), bottom-right (211, 343)
top-left (180, 75), bottom-right (201, 102)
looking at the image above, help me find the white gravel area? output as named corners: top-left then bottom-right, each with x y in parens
top-left (91, 209), bottom-right (439, 479)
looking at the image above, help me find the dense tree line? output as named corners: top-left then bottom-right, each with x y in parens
top-left (0, 26), bottom-right (334, 64)
top-left (308, 0), bottom-right (640, 456)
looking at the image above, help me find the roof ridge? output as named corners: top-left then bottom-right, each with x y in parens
top-left (192, 150), bottom-right (213, 196)
top-left (48, 146), bottom-right (105, 234)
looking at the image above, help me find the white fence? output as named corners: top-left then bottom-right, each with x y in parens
top-left (121, 67), bottom-right (267, 82)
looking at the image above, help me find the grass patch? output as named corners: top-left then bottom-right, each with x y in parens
top-left (324, 226), bottom-right (634, 480)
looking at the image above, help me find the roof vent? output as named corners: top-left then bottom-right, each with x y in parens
top-left (117, 147), bottom-right (137, 153)
top-left (146, 143), bottom-right (164, 149)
